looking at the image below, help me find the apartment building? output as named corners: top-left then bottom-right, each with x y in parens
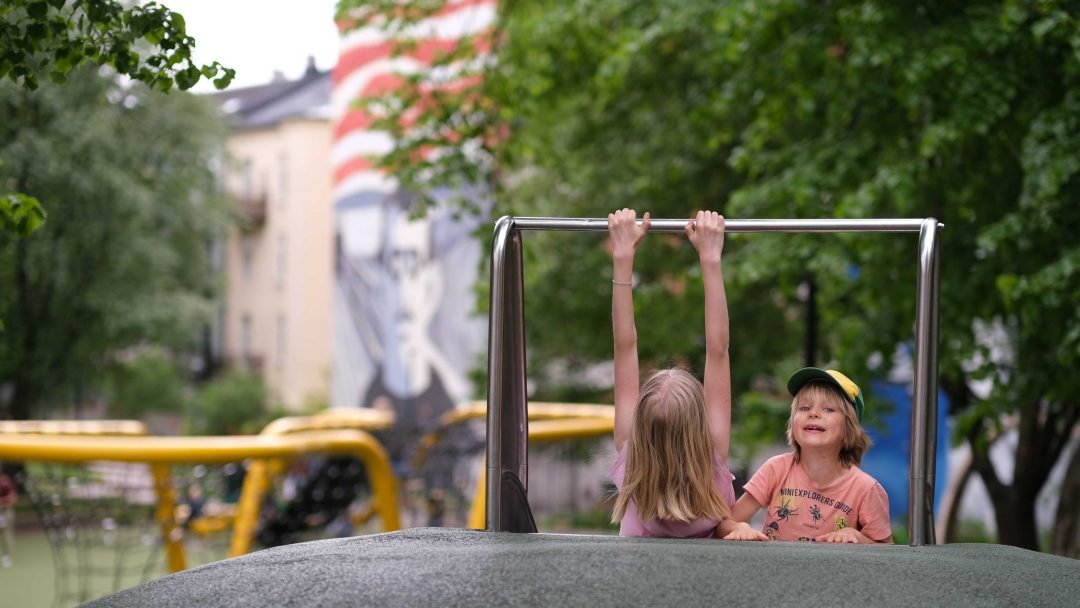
top-left (214, 61), bottom-right (333, 409)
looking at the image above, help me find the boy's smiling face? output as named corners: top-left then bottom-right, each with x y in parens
top-left (786, 377), bottom-right (871, 468)
top-left (791, 389), bottom-right (846, 452)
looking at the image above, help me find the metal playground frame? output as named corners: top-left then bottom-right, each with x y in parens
top-left (484, 217), bottom-right (943, 546)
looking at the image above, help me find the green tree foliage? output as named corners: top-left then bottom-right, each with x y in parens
top-left (350, 1), bottom-right (1080, 550)
top-left (0, 67), bottom-right (229, 420)
top-left (192, 371), bottom-right (270, 435)
top-left (0, 191), bottom-right (46, 237)
top-left (0, 0), bottom-right (234, 92)
top-left (0, 0), bottom-right (234, 239)
top-left (104, 348), bottom-right (187, 418)
top-left (0, 188), bottom-right (46, 315)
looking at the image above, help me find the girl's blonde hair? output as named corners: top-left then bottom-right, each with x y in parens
top-left (786, 381), bottom-right (871, 467)
top-left (612, 368), bottom-right (731, 523)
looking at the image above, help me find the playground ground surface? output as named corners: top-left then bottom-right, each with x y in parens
top-left (88, 527), bottom-right (1080, 608)
top-left (2, 516), bottom-right (1072, 607)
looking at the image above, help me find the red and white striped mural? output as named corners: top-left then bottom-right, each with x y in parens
top-left (331, 0), bottom-right (495, 203)
top-left (330, 0), bottom-right (495, 481)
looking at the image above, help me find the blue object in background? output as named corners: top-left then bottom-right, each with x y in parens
top-left (860, 378), bottom-right (950, 521)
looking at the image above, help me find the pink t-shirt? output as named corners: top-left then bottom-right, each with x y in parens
top-left (743, 452), bottom-right (892, 542)
top-left (610, 448), bottom-right (736, 538)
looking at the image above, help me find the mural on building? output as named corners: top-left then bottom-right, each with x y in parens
top-left (330, 2), bottom-right (495, 489)
top-left (333, 191), bottom-right (484, 475)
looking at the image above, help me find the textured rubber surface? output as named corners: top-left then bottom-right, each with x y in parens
top-left (87, 528), bottom-right (1080, 607)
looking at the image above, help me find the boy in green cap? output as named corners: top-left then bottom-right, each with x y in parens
top-left (720, 368), bottom-right (893, 543)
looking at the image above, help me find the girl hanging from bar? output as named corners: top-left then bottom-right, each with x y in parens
top-left (607, 209), bottom-right (738, 537)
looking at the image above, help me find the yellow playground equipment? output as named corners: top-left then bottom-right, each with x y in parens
top-left (0, 419), bottom-right (151, 436)
top-left (227, 407), bottom-right (397, 555)
top-left (412, 401), bottom-right (615, 529)
top-left (0, 402), bottom-right (610, 604)
top-left (0, 428), bottom-right (399, 572)
top-left (0, 414), bottom-right (400, 607)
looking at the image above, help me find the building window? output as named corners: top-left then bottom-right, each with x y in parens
top-left (277, 234), bottom-right (288, 288)
top-left (241, 236), bottom-right (255, 280)
top-left (210, 152), bottom-right (225, 194)
top-left (240, 314), bottom-right (253, 360)
top-left (241, 159), bottom-right (254, 200)
top-left (278, 152), bottom-right (288, 206)
top-left (276, 315), bottom-right (287, 369)
top-left (209, 238), bottom-right (224, 273)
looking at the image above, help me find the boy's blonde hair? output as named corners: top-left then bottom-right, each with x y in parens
top-left (612, 368), bottom-right (731, 523)
top-left (786, 381), bottom-right (871, 467)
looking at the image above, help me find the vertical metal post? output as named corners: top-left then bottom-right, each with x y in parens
top-left (485, 217), bottom-right (529, 531)
top-left (150, 463), bottom-right (186, 572)
top-left (910, 218), bottom-right (942, 545)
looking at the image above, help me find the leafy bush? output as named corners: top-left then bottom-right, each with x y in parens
top-left (192, 371), bottom-right (269, 435)
top-left (106, 350), bottom-right (187, 418)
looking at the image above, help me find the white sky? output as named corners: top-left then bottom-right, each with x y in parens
top-left (165, 0), bottom-right (340, 92)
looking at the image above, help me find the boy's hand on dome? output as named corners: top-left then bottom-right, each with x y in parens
top-left (722, 521), bottom-right (768, 542)
top-left (816, 528), bottom-right (862, 543)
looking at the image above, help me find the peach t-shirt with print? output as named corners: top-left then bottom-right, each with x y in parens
top-left (743, 453), bottom-right (892, 542)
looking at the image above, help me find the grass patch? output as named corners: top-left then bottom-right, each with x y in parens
top-left (0, 513), bottom-right (230, 607)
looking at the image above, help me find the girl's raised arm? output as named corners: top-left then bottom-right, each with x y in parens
top-left (609, 208), bottom-right (650, 452)
top-left (686, 211), bottom-right (732, 460)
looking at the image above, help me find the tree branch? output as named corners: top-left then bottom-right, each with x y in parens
top-left (967, 416), bottom-right (1006, 500)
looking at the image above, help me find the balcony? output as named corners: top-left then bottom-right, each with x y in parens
top-left (235, 192), bottom-right (267, 231)
top-left (235, 354), bottom-right (264, 374)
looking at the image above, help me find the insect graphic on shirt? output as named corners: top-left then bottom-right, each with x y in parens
top-left (774, 497), bottom-right (799, 522)
top-left (765, 521), bottom-right (779, 539)
top-left (809, 504), bottom-right (823, 521)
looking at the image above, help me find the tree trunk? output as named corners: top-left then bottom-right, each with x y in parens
top-left (1051, 440), bottom-right (1080, 557)
top-left (991, 487), bottom-right (1040, 550)
top-left (802, 273), bottom-right (817, 367)
top-left (940, 450), bottom-right (974, 542)
top-left (4, 373), bottom-right (35, 421)
top-left (968, 417), bottom-right (1041, 550)
top-left (7, 186), bottom-right (38, 421)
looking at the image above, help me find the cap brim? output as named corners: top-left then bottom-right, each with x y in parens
top-left (787, 367), bottom-right (841, 399)
top-left (787, 367), bottom-right (864, 421)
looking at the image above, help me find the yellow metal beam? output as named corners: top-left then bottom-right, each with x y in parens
top-left (229, 459), bottom-right (272, 558)
top-left (0, 431), bottom-right (389, 464)
top-left (528, 418), bottom-right (613, 443)
top-left (414, 402), bottom-right (615, 469)
top-left (452, 401), bottom-right (615, 422)
top-left (151, 463), bottom-right (186, 572)
top-left (259, 408), bottom-right (395, 435)
top-left (0, 429), bottom-right (401, 571)
top-left (0, 419), bottom-right (149, 435)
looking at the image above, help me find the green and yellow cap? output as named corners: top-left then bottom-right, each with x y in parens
top-left (787, 367), bottom-right (865, 421)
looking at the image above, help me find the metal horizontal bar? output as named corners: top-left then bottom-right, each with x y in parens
top-left (487, 214), bottom-right (945, 542)
top-left (510, 217), bottom-right (942, 233)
